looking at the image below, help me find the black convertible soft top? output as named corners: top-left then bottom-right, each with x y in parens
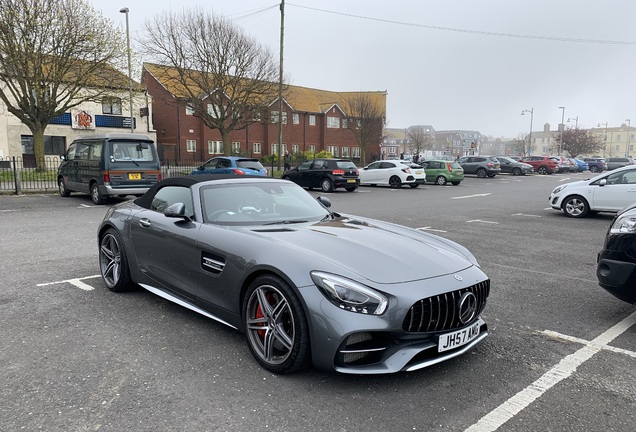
top-left (134, 174), bottom-right (272, 209)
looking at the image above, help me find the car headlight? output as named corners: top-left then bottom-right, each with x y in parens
top-left (552, 185), bottom-right (567, 194)
top-left (610, 211), bottom-right (636, 234)
top-left (310, 271), bottom-right (388, 315)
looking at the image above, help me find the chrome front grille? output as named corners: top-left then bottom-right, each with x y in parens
top-left (402, 280), bottom-right (490, 333)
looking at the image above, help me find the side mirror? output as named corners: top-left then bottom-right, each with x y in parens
top-left (599, 179), bottom-right (607, 187)
top-left (165, 202), bottom-right (191, 221)
top-left (316, 196), bottom-right (332, 208)
top-left (60, 155), bottom-right (66, 161)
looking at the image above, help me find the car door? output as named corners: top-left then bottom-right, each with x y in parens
top-left (60, 142), bottom-right (80, 191)
top-left (499, 158), bottom-right (512, 173)
top-left (459, 157), bottom-right (474, 174)
top-left (360, 161), bottom-right (381, 184)
top-left (378, 161), bottom-right (397, 184)
top-left (592, 169), bottom-right (636, 211)
top-left (74, 141), bottom-right (92, 193)
top-left (308, 159), bottom-right (326, 188)
top-left (129, 185), bottom-right (201, 301)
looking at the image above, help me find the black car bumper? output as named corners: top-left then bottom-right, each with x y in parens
top-left (597, 233), bottom-right (636, 303)
top-left (333, 178), bottom-right (360, 189)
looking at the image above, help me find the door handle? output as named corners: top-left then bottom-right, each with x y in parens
top-left (139, 218), bottom-right (151, 227)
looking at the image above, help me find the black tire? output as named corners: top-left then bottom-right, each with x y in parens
top-left (476, 168), bottom-right (487, 178)
top-left (99, 228), bottom-right (133, 292)
top-left (320, 178), bottom-right (333, 193)
top-left (243, 274), bottom-right (310, 374)
top-left (58, 178), bottom-right (71, 197)
top-left (451, 181), bottom-right (461, 185)
top-left (409, 183), bottom-right (419, 188)
top-left (537, 166), bottom-right (548, 175)
top-left (512, 167), bottom-right (521, 176)
top-left (389, 176), bottom-right (402, 188)
top-left (91, 182), bottom-right (107, 205)
top-left (435, 176), bottom-right (448, 185)
top-left (562, 195), bottom-right (590, 218)
top-left (345, 187), bottom-right (356, 192)
top-left (487, 173), bottom-right (496, 178)
top-left (590, 166), bottom-right (600, 173)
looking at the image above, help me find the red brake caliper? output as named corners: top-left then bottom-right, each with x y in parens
top-left (255, 293), bottom-right (274, 339)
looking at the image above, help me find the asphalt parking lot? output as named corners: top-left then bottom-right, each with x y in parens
top-left (1, 171), bottom-right (635, 432)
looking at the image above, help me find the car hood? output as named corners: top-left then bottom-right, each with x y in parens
top-left (245, 215), bottom-right (476, 284)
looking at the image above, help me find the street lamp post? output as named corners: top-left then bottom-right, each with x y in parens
top-left (120, 7), bottom-right (134, 133)
top-left (521, 108), bottom-right (533, 156)
top-left (567, 116), bottom-right (579, 128)
top-left (626, 119), bottom-right (631, 157)
top-left (598, 122), bottom-right (608, 157)
top-left (558, 106), bottom-right (565, 155)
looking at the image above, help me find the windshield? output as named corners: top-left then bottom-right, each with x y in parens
top-left (201, 181), bottom-right (331, 224)
top-left (110, 141), bottom-right (157, 162)
top-left (236, 159), bottom-right (265, 170)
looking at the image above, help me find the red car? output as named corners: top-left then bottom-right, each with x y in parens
top-left (520, 156), bottom-right (560, 175)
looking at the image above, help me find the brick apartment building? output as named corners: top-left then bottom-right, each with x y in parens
top-left (142, 63), bottom-right (386, 165)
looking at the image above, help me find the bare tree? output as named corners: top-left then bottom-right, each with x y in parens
top-left (0, 0), bottom-right (128, 169)
top-left (343, 93), bottom-right (385, 164)
top-left (555, 127), bottom-right (604, 158)
top-left (406, 126), bottom-right (433, 158)
top-left (512, 132), bottom-right (534, 156)
top-left (140, 9), bottom-right (280, 156)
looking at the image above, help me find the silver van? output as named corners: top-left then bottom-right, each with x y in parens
top-left (57, 133), bottom-right (161, 204)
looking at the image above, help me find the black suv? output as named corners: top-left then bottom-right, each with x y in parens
top-left (457, 156), bottom-right (501, 178)
top-left (582, 157), bottom-right (607, 173)
top-left (282, 158), bottom-right (359, 192)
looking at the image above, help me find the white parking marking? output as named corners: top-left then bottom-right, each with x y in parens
top-left (541, 330), bottom-right (636, 359)
top-left (466, 219), bottom-right (499, 224)
top-left (417, 227), bottom-right (448, 233)
top-left (37, 275), bottom-right (101, 291)
top-left (513, 213), bottom-right (542, 218)
top-left (451, 193), bottom-right (492, 199)
top-left (465, 310), bottom-right (636, 432)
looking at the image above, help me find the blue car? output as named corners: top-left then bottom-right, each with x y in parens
top-left (573, 158), bottom-right (589, 172)
top-left (191, 156), bottom-right (268, 176)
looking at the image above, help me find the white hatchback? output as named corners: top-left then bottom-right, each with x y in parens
top-left (549, 165), bottom-right (636, 217)
top-left (359, 160), bottom-right (426, 188)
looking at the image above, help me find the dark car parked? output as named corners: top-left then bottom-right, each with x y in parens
top-left (457, 156), bottom-right (501, 178)
top-left (597, 202), bottom-right (636, 303)
top-left (282, 158), bottom-right (359, 192)
top-left (494, 156), bottom-right (534, 176)
top-left (582, 157), bottom-right (607, 173)
top-left (605, 157), bottom-right (634, 171)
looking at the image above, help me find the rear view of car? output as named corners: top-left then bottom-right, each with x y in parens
top-left (191, 156), bottom-right (268, 176)
top-left (420, 160), bottom-right (464, 185)
top-left (282, 158), bottom-right (359, 192)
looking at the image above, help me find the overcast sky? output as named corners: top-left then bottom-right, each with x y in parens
top-left (90, 0), bottom-right (636, 139)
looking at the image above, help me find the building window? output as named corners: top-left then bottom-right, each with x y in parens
top-left (102, 97), bottom-right (122, 115)
top-left (232, 141), bottom-right (241, 154)
top-left (309, 115), bottom-right (316, 126)
top-left (327, 116), bottom-right (340, 128)
top-left (186, 140), bottom-right (196, 153)
top-left (207, 104), bottom-right (220, 118)
top-left (326, 145), bottom-right (339, 156)
top-left (253, 142), bottom-right (261, 154)
top-left (352, 147), bottom-right (360, 158)
top-left (271, 143), bottom-right (279, 155)
top-left (617, 135), bottom-right (621, 141)
top-left (616, 144), bottom-right (620, 151)
top-left (292, 113), bottom-right (299, 125)
top-left (309, 145), bottom-right (316, 153)
top-left (20, 135), bottom-right (66, 155)
top-left (208, 140), bottom-right (223, 154)
top-left (185, 104), bottom-right (195, 116)
top-left (341, 147), bottom-right (350, 157)
top-left (270, 111), bottom-right (288, 124)
top-left (342, 118), bottom-right (348, 129)
top-left (292, 144), bottom-right (299, 154)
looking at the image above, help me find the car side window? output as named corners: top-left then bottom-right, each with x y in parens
top-left (151, 186), bottom-right (195, 219)
top-left (203, 159), bottom-right (218, 169)
top-left (219, 159), bottom-right (231, 168)
top-left (313, 160), bottom-right (324, 169)
top-left (367, 162), bottom-right (381, 170)
top-left (74, 142), bottom-right (91, 161)
top-left (90, 143), bottom-right (102, 161)
top-left (379, 162), bottom-right (394, 169)
top-left (66, 143), bottom-right (77, 160)
top-left (297, 161), bottom-right (312, 171)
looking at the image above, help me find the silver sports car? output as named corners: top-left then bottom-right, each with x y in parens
top-left (98, 175), bottom-right (490, 374)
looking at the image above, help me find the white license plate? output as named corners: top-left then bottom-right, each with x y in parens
top-left (415, 170), bottom-right (424, 175)
top-left (438, 322), bottom-right (480, 352)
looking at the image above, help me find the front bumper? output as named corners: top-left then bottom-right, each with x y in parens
top-left (597, 234), bottom-right (636, 303)
top-left (301, 265), bottom-right (490, 373)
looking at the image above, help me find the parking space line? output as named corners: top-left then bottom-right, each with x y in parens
top-left (417, 227), bottom-right (448, 233)
top-left (465, 310), bottom-right (636, 432)
top-left (451, 193), bottom-right (492, 200)
top-left (466, 220), bottom-right (499, 224)
top-left (513, 213), bottom-right (542, 218)
top-left (37, 274), bottom-right (101, 291)
top-left (541, 330), bottom-right (636, 359)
